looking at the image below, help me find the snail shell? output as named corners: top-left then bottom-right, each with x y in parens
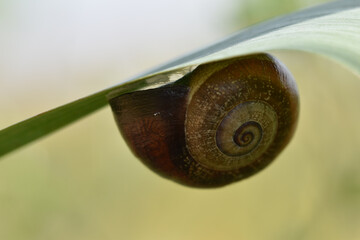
top-left (109, 53), bottom-right (299, 188)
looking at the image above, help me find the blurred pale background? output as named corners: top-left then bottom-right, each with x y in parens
top-left (1, 0), bottom-right (360, 239)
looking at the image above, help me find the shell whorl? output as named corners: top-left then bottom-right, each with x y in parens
top-left (187, 100), bottom-right (278, 171)
top-left (109, 53), bottom-right (299, 188)
top-left (184, 54), bottom-right (297, 175)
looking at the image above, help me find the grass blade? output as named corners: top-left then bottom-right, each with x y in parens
top-left (1, 0), bottom-right (359, 157)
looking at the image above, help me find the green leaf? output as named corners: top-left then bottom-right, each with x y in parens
top-left (1, 0), bottom-right (360, 157)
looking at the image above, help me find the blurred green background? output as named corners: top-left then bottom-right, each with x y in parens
top-left (1, 0), bottom-right (360, 239)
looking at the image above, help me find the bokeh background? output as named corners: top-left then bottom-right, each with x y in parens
top-left (1, 0), bottom-right (360, 239)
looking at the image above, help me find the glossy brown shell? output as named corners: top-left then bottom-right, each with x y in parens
top-left (109, 53), bottom-right (299, 188)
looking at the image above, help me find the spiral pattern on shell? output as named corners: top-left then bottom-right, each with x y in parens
top-left (109, 53), bottom-right (299, 188)
top-left (188, 100), bottom-right (278, 171)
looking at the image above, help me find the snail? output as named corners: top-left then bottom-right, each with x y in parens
top-left (109, 53), bottom-right (299, 188)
